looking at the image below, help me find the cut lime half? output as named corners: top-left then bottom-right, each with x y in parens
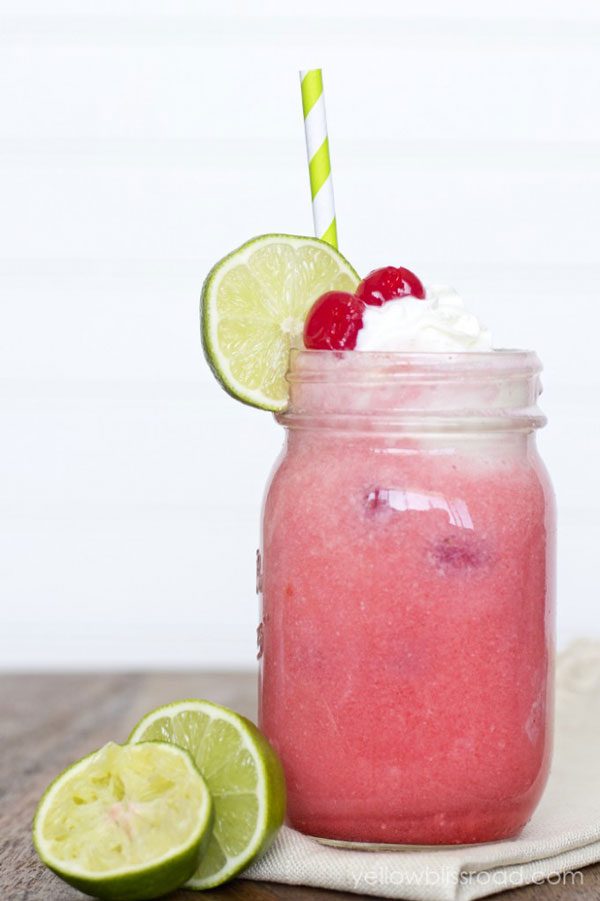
top-left (33, 741), bottom-right (213, 901)
top-left (129, 699), bottom-right (286, 890)
top-left (201, 234), bottom-right (359, 411)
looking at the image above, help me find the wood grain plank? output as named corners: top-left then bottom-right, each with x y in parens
top-left (1, 673), bottom-right (599, 900)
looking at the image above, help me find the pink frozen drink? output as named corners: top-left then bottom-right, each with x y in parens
top-left (259, 268), bottom-right (555, 845)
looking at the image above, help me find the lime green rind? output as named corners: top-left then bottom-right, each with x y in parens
top-left (128, 699), bottom-right (286, 891)
top-left (200, 233), bottom-right (360, 413)
top-left (33, 742), bottom-right (213, 901)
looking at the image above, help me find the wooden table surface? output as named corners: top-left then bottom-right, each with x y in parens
top-left (1, 672), bottom-right (598, 901)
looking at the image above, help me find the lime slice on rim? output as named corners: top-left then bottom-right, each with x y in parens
top-left (201, 233), bottom-right (359, 411)
top-left (33, 741), bottom-right (213, 901)
top-left (129, 699), bottom-right (286, 890)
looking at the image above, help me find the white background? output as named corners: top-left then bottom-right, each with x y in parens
top-left (1, 0), bottom-right (599, 669)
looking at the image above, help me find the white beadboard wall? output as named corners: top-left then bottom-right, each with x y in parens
top-left (1, 0), bottom-right (599, 668)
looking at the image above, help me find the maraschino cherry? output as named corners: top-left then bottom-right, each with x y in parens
top-left (356, 266), bottom-right (425, 305)
top-left (303, 291), bottom-right (365, 350)
top-left (303, 266), bottom-right (426, 351)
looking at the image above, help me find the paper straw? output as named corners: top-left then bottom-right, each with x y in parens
top-left (299, 69), bottom-right (338, 249)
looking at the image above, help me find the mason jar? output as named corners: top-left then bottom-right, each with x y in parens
top-left (258, 349), bottom-right (555, 847)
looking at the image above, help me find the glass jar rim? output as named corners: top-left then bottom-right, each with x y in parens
top-left (280, 348), bottom-right (546, 433)
top-left (287, 348), bottom-right (542, 383)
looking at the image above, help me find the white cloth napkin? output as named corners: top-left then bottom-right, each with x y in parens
top-left (246, 641), bottom-right (600, 899)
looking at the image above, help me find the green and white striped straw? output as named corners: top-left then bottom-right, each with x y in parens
top-left (299, 68), bottom-right (338, 249)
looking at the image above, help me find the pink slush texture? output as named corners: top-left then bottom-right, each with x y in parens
top-left (259, 436), bottom-right (555, 845)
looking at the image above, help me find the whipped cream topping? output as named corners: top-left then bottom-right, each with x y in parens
top-left (355, 285), bottom-right (493, 353)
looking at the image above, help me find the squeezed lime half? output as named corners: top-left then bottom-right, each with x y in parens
top-left (33, 741), bottom-right (213, 900)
